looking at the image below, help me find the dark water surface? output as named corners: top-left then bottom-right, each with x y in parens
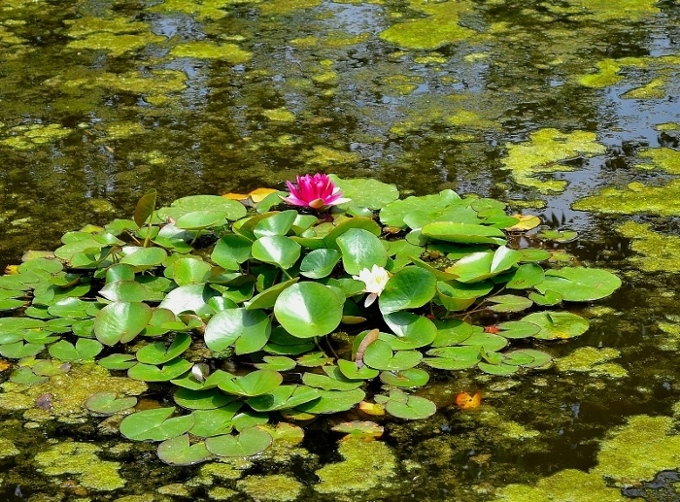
top-left (1, 0), bottom-right (680, 500)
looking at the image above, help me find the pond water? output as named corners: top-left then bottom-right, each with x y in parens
top-left (1, 0), bottom-right (680, 501)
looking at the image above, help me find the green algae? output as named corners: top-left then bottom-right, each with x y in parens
top-left (555, 347), bottom-right (627, 378)
top-left (102, 122), bottom-right (147, 142)
top-left (306, 145), bottom-right (360, 166)
top-left (0, 438), bottom-right (19, 459)
top-left (148, 0), bottom-right (244, 20)
top-left (45, 70), bottom-right (187, 97)
top-left (379, 0), bottom-right (478, 50)
top-left (594, 415), bottom-right (680, 487)
top-left (573, 180), bottom-right (680, 217)
top-left (188, 458), bottom-right (253, 487)
top-left (1, 123), bottom-right (73, 150)
top-left (68, 33), bottom-right (165, 58)
top-left (236, 474), bottom-right (304, 502)
top-left (567, 0), bottom-right (660, 22)
top-left (616, 221), bottom-right (680, 273)
top-left (0, 363), bottom-right (146, 424)
top-left (494, 468), bottom-right (626, 502)
top-left (263, 108), bottom-right (296, 123)
top-left (35, 441), bottom-right (125, 491)
top-left (637, 147), bottom-right (680, 174)
top-left (656, 122), bottom-right (680, 131)
top-left (170, 42), bottom-right (252, 63)
top-left (621, 77), bottom-right (667, 99)
top-left (259, 0), bottom-right (322, 15)
top-left (501, 129), bottom-right (606, 194)
top-left (314, 437), bottom-right (397, 495)
top-left (657, 320), bottom-right (680, 351)
top-left (207, 487), bottom-right (237, 500)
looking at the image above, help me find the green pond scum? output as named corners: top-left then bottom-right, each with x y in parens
top-left (1, 0), bottom-right (680, 500)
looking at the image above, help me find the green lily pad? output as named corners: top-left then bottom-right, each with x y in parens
top-left (0, 341), bottom-right (45, 358)
top-left (523, 311), bottom-right (590, 340)
top-left (158, 284), bottom-right (220, 316)
top-left (251, 235), bottom-right (301, 270)
top-left (189, 403), bottom-right (243, 437)
top-left (253, 210), bottom-right (298, 238)
top-left (205, 426), bottom-right (273, 457)
top-left (48, 338), bottom-right (103, 361)
top-left (119, 246), bottom-right (168, 269)
top-left (302, 369), bottom-right (363, 391)
top-left (435, 280), bottom-right (493, 311)
top-left (486, 294), bottom-right (533, 313)
top-left (94, 302), bottom-right (153, 346)
top-left (120, 407), bottom-right (194, 441)
top-left (218, 370), bottom-right (283, 397)
top-left (506, 348), bottom-right (553, 368)
top-left (337, 358), bottom-right (380, 380)
top-left (379, 266), bottom-right (437, 314)
top-left (98, 353), bottom-right (137, 370)
top-left (175, 211), bottom-right (227, 230)
top-left (336, 228), bottom-right (389, 275)
top-left (174, 388), bottom-right (236, 410)
top-left (421, 222), bottom-right (505, 245)
top-left (204, 308), bottom-right (271, 354)
top-left (445, 246), bottom-right (521, 283)
top-left (424, 345), bottom-right (481, 370)
top-left (380, 390), bottom-right (437, 420)
top-left (246, 385), bottom-right (321, 412)
top-left (98, 280), bottom-right (150, 303)
top-left (157, 435), bottom-right (213, 466)
top-left (274, 283), bottom-right (343, 338)
top-left (254, 356), bottom-right (296, 371)
top-left (211, 234), bottom-right (252, 270)
top-left (295, 388), bottom-right (366, 414)
top-left (380, 312), bottom-right (437, 349)
top-left (534, 267), bottom-right (621, 301)
top-left (300, 248), bottom-right (342, 279)
top-left (158, 195), bottom-right (246, 222)
top-left (461, 332), bottom-right (508, 351)
top-left (128, 358), bottom-right (193, 382)
top-left (506, 263), bottom-right (545, 289)
top-left (136, 333), bottom-right (192, 364)
top-left (478, 361), bottom-right (519, 375)
top-left (245, 278), bottom-right (299, 311)
top-left (85, 392), bottom-right (137, 415)
top-left (362, 340), bottom-right (423, 371)
top-left (529, 290), bottom-right (564, 306)
top-left (328, 176), bottom-right (399, 210)
top-left (379, 190), bottom-right (462, 228)
top-left (171, 257), bottom-right (213, 286)
top-left (379, 368), bottom-right (430, 388)
top-left (495, 320), bottom-right (541, 339)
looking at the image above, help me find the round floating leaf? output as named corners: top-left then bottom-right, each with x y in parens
top-left (0, 299), bottom-right (28, 311)
top-left (119, 247), bottom-right (168, 269)
top-left (246, 385), bottom-right (321, 412)
top-left (328, 176), bottom-right (399, 210)
top-left (174, 388), bottom-right (236, 410)
top-left (85, 392), bottom-right (137, 415)
top-left (380, 368), bottom-right (430, 388)
top-left (128, 358), bottom-right (193, 382)
top-left (523, 311), bottom-right (590, 340)
top-left (302, 370), bottom-right (363, 391)
top-left (98, 281), bottom-right (150, 303)
top-left (537, 229), bottom-right (578, 243)
top-left (529, 290), bottom-right (563, 306)
top-left (274, 283), bottom-right (343, 338)
top-left (336, 228), bottom-right (388, 275)
top-left (158, 284), bottom-right (220, 316)
top-left (496, 321), bottom-right (541, 339)
top-left (486, 294), bottom-right (533, 313)
top-left (0, 342), bottom-right (45, 358)
top-left (379, 267), bottom-right (437, 314)
top-left (300, 249), bottom-right (342, 279)
top-left (461, 332), bottom-right (508, 351)
top-left (98, 353), bottom-right (137, 370)
top-left (49, 338), bottom-right (103, 361)
top-left (172, 257), bottom-right (213, 286)
top-left (534, 267), bottom-right (621, 301)
top-left (507, 348), bottom-right (553, 368)
top-left (245, 278), bottom-right (298, 311)
top-left (331, 420), bottom-right (384, 440)
top-left (379, 190), bottom-right (462, 228)
top-left (381, 312), bottom-right (437, 349)
top-left (136, 333), bottom-right (192, 364)
top-left (254, 356), bottom-right (296, 372)
top-left (159, 195), bottom-right (246, 222)
top-left (205, 308), bottom-right (271, 353)
top-left (253, 210), bottom-right (298, 238)
top-left (251, 235), bottom-right (301, 270)
top-left (211, 235), bottom-right (252, 270)
top-left (120, 407), bottom-right (194, 441)
top-left (424, 345), bottom-right (481, 370)
top-left (422, 222), bottom-right (505, 244)
top-left (175, 211), bottom-right (227, 230)
top-left (363, 340), bottom-right (423, 371)
top-left (94, 302), bottom-right (153, 346)
top-left (295, 388), bottom-right (366, 414)
top-left (519, 249), bottom-right (551, 263)
top-left (157, 435), bottom-right (212, 466)
top-left (189, 403), bottom-right (243, 437)
top-left (445, 248), bottom-right (519, 284)
top-left (506, 263), bottom-right (545, 289)
top-left (385, 393), bottom-right (436, 420)
top-left (218, 370), bottom-right (283, 397)
top-left (205, 427), bottom-right (273, 457)
top-left (337, 358), bottom-right (379, 380)
top-left (436, 280), bottom-right (493, 312)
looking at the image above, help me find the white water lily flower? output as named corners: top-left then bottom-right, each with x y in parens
top-left (352, 265), bottom-right (391, 307)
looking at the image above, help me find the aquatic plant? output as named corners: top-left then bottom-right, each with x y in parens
top-left (0, 175), bottom-right (621, 464)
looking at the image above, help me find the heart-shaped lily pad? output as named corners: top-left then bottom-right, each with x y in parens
top-left (85, 392), bottom-right (137, 415)
top-left (157, 434), bottom-right (213, 466)
top-left (362, 340), bottom-right (423, 371)
top-left (205, 426), bottom-right (273, 457)
top-left (120, 407), bottom-right (194, 441)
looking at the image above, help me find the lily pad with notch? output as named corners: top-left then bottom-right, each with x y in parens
top-left (157, 434), bottom-right (213, 466)
top-left (85, 392), bottom-right (137, 416)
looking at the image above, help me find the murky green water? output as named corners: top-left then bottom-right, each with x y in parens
top-left (2, 0), bottom-right (680, 500)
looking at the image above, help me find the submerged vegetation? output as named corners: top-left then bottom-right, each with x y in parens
top-left (0, 174), bottom-right (620, 466)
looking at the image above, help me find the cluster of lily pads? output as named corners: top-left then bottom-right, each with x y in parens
top-left (0, 174), bottom-right (621, 464)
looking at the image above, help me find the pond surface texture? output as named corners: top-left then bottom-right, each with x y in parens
top-left (1, 0), bottom-right (680, 501)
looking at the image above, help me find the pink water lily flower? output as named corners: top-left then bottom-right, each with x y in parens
top-left (282, 173), bottom-right (350, 210)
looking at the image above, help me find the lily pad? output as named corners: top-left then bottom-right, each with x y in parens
top-left (85, 392), bottom-right (137, 415)
top-left (523, 311), bottom-right (590, 340)
top-left (120, 407), bottom-right (194, 441)
top-left (48, 338), bottom-right (103, 361)
top-left (379, 266), bottom-right (437, 314)
top-left (295, 388), bottom-right (366, 414)
top-left (94, 302), bottom-right (153, 346)
top-left (128, 358), bottom-right (193, 382)
top-left (362, 340), bottom-right (423, 371)
top-left (136, 333), bottom-right (192, 364)
top-left (379, 368), bottom-right (430, 388)
top-left (534, 267), bottom-right (621, 301)
top-left (218, 370), bottom-right (283, 397)
top-left (157, 435), bottom-right (213, 466)
top-left (274, 283), bottom-right (343, 338)
top-left (205, 427), bottom-right (273, 457)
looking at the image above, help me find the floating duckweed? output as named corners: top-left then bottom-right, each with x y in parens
top-left (68, 33), bottom-right (165, 57)
top-left (0, 363), bottom-right (146, 424)
top-left (383, 75), bottom-right (422, 95)
top-left (189, 459), bottom-right (253, 486)
top-left (102, 122), bottom-right (147, 141)
top-left (263, 108), bottom-right (296, 122)
top-left (656, 122), bottom-right (680, 131)
top-left (593, 415), bottom-right (680, 487)
top-left (556, 347), bottom-right (627, 378)
top-left (307, 145), bottom-right (360, 166)
top-left (170, 42), bottom-right (252, 63)
top-left (311, 70), bottom-right (338, 85)
top-left (657, 322), bottom-right (680, 351)
top-left (569, 0), bottom-right (660, 21)
top-left (637, 148), bottom-right (680, 174)
top-left (236, 474), bottom-right (304, 502)
top-left (1, 123), bottom-right (73, 150)
top-left (379, 0), bottom-right (478, 50)
top-left (476, 409), bottom-right (541, 441)
top-left (578, 59), bottom-right (632, 87)
top-left (35, 442), bottom-right (125, 491)
top-left (574, 181), bottom-right (680, 216)
top-left (494, 468), bottom-right (625, 502)
top-left (148, 0), bottom-right (237, 20)
top-left (157, 484), bottom-right (190, 497)
top-left (259, 0), bottom-right (322, 15)
top-left (621, 77), bottom-right (667, 99)
top-left (113, 496), bottom-right (155, 502)
top-left (64, 17), bottom-right (152, 38)
top-left (0, 438), bottom-right (19, 459)
top-left (207, 487), bottom-right (238, 500)
top-left (315, 437), bottom-right (397, 495)
top-left (413, 55), bottom-right (448, 64)
top-left (616, 221), bottom-right (680, 272)
top-left (501, 129), bottom-right (605, 193)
